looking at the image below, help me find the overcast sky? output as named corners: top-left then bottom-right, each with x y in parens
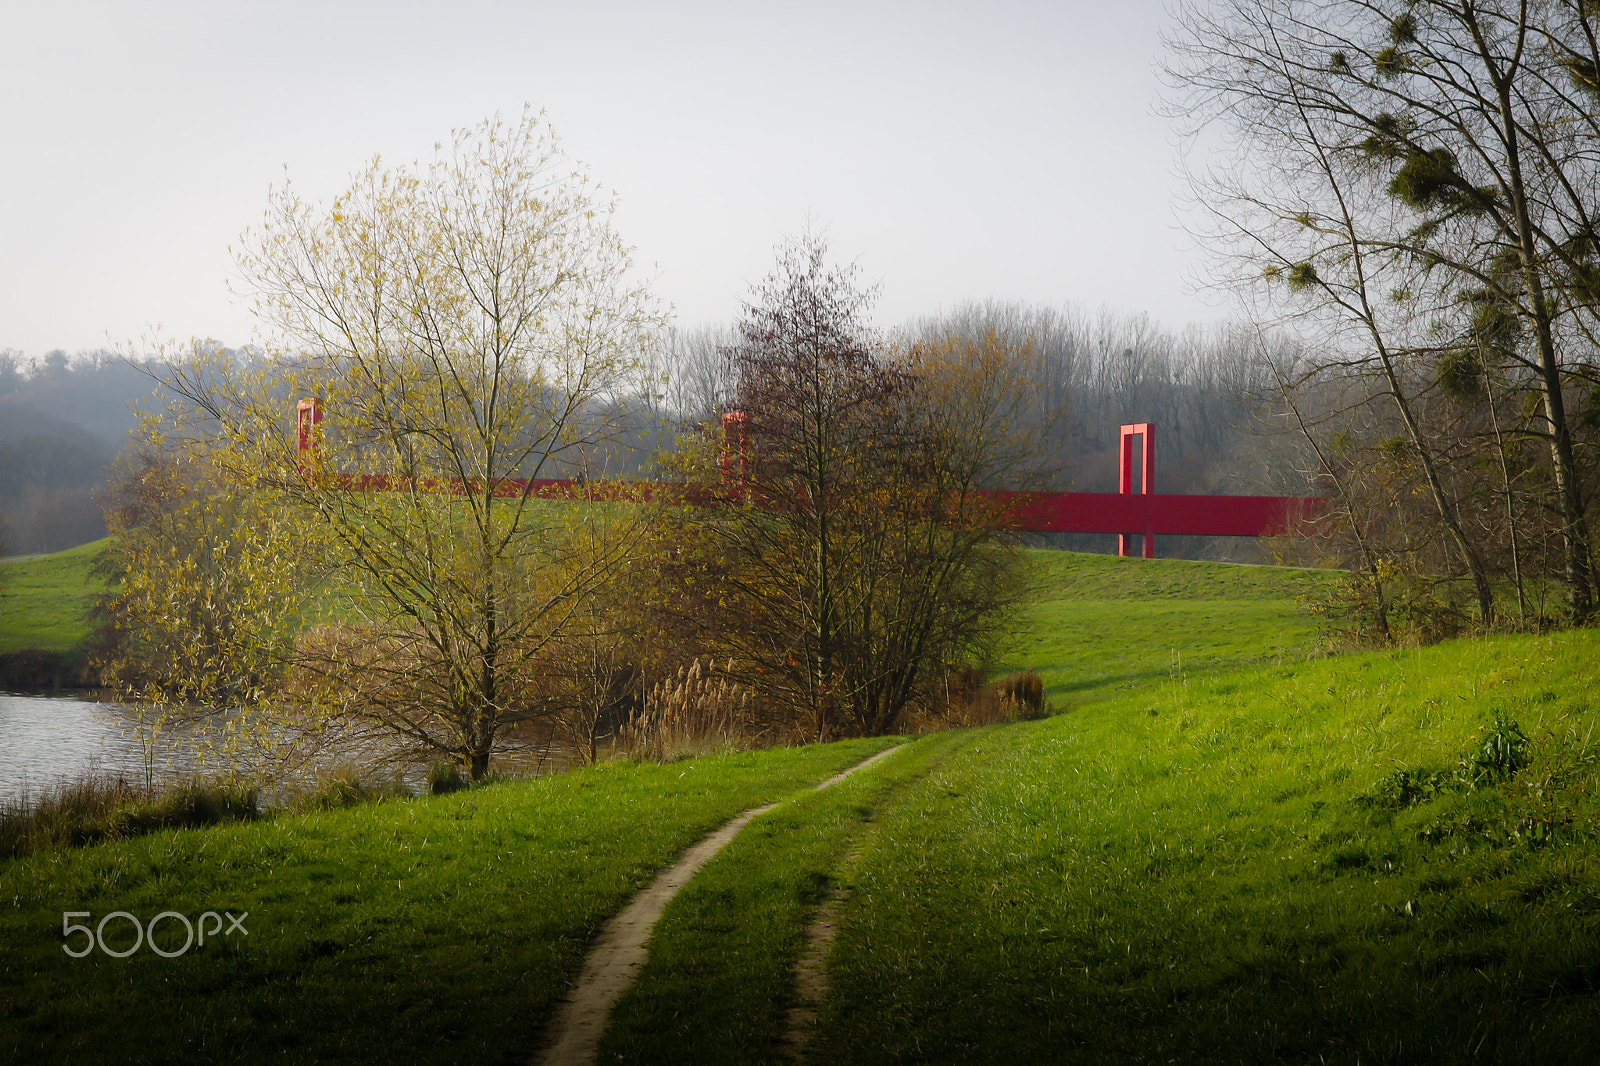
top-left (0, 0), bottom-right (1225, 356)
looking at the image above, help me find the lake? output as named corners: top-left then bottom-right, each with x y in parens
top-left (0, 692), bottom-right (573, 810)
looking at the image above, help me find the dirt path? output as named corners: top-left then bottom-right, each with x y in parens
top-left (533, 744), bottom-right (905, 1066)
top-left (783, 854), bottom-right (850, 1061)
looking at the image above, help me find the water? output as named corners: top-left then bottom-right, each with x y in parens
top-left (0, 693), bottom-right (197, 807)
top-left (0, 692), bottom-right (575, 810)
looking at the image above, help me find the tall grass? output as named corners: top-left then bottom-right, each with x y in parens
top-left (616, 658), bottom-right (764, 761)
top-left (0, 776), bottom-right (259, 859)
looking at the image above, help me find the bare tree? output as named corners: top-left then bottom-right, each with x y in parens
top-left (1165, 0), bottom-right (1600, 623)
top-left (671, 235), bottom-right (1038, 738)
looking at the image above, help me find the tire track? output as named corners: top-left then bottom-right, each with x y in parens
top-left (533, 744), bottom-right (904, 1066)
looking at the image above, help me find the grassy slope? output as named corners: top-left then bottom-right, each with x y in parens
top-left (599, 732), bottom-right (978, 1065)
top-left (0, 539), bottom-right (109, 654)
top-left (586, 552), bottom-right (1598, 1064)
top-left (6, 546), bottom-right (1597, 1063)
top-left (589, 553), bottom-right (1351, 1065)
top-left (1002, 550), bottom-right (1328, 706)
top-left (819, 629), bottom-right (1600, 1062)
top-left (0, 739), bottom-right (897, 1065)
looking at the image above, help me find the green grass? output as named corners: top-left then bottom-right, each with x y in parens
top-left (0, 738), bottom-right (897, 1065)
top-left (0, 538), bottom-right (110, 654)
top-left (814, 631), bottom-right (1600, 1064)
top-left (598, 733), bottom-right (976, 1065)
top-left (9, 543), bottom-right (1598, 1062)
top-left (1000, 549), bottom-right (1331, 705)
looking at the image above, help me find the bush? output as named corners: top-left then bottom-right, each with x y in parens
top-left (428, 760), bottom-right (469, 795)
top-left (929, 667), bottom-right (1050, 729)
top-left (999, 671), bottom-right (1048, 720)
top-left (1305, 564), bottom-right (1471, 648)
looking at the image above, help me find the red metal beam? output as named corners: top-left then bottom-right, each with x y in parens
top-left (1118, 423), bottom-right (1155, 557)
top-left (294, 404), bottom-right (1324, 545)
top-left (989, 490), bottom-right (1321, 538)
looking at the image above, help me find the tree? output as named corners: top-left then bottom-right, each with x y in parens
top-left (1166, 0), bottom-right (1600, 623)
top-left (116, 109), bottom-right (664, 777)
top-left (0, 350), bottom-right (21, 395)
top-left (667, 235), bottom-right (1039, 738)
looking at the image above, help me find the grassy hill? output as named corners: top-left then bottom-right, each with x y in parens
top-left (3, 548), bottom-right (1597, 1063)
top-left (807, 630), bottom-right (1600, 1064)
top-left (0, 538), bottom-right (110, 655)
top-left (1002, 550), bottom-right (1329, 706)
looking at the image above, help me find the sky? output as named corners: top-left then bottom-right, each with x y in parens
top-left (0, 0), bottom-right (1228, 356)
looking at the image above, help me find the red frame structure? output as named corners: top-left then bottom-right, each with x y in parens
top-left (293, 404), bottom-right (1322, 551)
top-left (1119, 423), bottom-right (1155, 558)
top-left (994, 422), bottom-right (1323, 552)
top-left (295, 397), bottom-right (323, 477)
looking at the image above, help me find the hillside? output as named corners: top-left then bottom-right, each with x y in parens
top-left (0, 538), bottom-right (110, 655)
top-left (3, 550), bottom-right (1597, 1063)
top-left (1004, 549), bottom-right (1329, 705)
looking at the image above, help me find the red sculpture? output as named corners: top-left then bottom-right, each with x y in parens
top-left (293, 404), bottom-right (1322, 554)
top-left (995, 423), bottom-right (1324, 555)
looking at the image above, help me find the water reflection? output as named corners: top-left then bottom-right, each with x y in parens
top-left (0, 692), bottom-right (573, 810)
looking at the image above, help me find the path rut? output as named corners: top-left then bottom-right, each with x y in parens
top-left (533, 744), bottom-right (904, 1066)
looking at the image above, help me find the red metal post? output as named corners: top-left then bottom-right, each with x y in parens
top-left (719, 411), bottom-right (750, 492)
top-left (1118, 423), bottom-right (1154, 558)
top-left (296, 397), bottom-right (323, 477)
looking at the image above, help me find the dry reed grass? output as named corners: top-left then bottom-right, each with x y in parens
top-left (615, 658), bottom-right (765, 762)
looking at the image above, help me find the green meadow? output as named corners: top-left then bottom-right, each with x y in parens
top-left (1, 544), bottom-right (1597, 1063)
top-left (0, 539), bottom-right (110, 655)
top-left (1008, 549), bottom-right (1328, 705)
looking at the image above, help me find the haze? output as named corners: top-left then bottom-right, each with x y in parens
top-left (0, 0), bottom-right (1219, 355)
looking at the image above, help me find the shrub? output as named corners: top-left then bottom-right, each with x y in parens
top-left (999, 671), bottom-right (1048, 720)
top-left (928, 667), bottom-right (1050, 729)
top-left (428, 760), bottom-right (469, 795)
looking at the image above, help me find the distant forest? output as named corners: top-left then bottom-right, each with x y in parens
top-left (0, 349), bottom-right (156, 554)
top-left (0, 307), bottom-right (1301, 559)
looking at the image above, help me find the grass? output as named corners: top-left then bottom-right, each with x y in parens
top-left (0, 778), bottom-right (261, 860)
top-left (1000, 549), bottom-right (1330, 705)
top-left (5, 544), bottom-right (1597, 1062)
top-left (813, 631), bottom-right (1600, 1063)
top-left (0, 538), bottom-right (110, 655)
top-left (0, 738), bottom-right (897, 1065)
top-left (598, 733), bottom-right (976, 1065)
